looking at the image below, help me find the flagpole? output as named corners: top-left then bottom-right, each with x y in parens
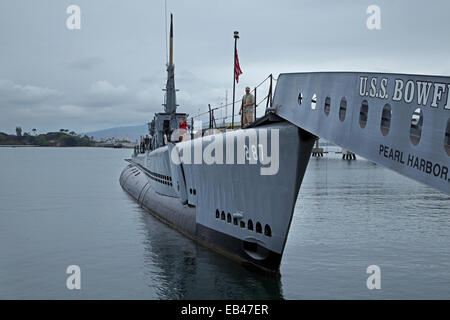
top-left (232, 31), bottom-right (239, 128)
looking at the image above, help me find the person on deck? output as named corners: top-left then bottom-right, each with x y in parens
top-left (178, 116), bottom-right (189, 141)
top-left (179, 116), bottom-right (187, 130)
top-left (144, 135), bottom-right (150, 151)
top-left (239, 87), bottom-right (255, 128)
top-left (139, 136), bottom-right (144, 153)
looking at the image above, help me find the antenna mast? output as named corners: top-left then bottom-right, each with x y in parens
top-left (169, 13), bottom-right (174, 66)
top-left (164, 14), bottom-right (177, 114)
top-left (165, 0), bottom-right (168, 65)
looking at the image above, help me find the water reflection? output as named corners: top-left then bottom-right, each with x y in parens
top-left (137, 208), bottom-right (284, 299)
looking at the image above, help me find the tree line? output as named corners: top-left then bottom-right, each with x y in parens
top-left (0, 127), bottom-right (96, 147)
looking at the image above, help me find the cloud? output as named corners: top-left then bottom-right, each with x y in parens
top-left (0, 79), bottom-right (62, 106)
top-left (137, 84), bottom-right (163, 103)
top-left (59, 105), bottom-right (88, 117)
top-left (140, 76), bottom-right (159, 84)
top-left (89, 81), bottom-right (128, 96)
top-left (0, 72), bottom-right (247, 134)
top-left (67, 56), bottom-right (104, 70)
top-left (3, 0), bottom-right (450, 135)
top-left (85, 81), bottom-right (130, 107)
top-left (0, 78), bottom-right (144, 133)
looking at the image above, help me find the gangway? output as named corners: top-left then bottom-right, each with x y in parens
top-left (272, 72), bottom-right (450, 195)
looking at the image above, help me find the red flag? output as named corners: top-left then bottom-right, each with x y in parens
top-left (235, 48), bottom-right (243, 83)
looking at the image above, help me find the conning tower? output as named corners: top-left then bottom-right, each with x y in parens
top-left (149, 14), bottom-right (187, 149)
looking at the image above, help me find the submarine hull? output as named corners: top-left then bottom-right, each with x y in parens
top-left (120, 120), bottom-right (315, 271)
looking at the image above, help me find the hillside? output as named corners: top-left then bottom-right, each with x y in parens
top-left (0, 131), bottom-right (95, 147)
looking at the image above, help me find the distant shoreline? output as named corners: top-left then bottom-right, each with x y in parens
top-left (0, 145), bottom-right (40, 147)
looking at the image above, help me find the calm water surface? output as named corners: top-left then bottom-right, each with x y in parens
top-left (0, 147), bottom-right (449, 299)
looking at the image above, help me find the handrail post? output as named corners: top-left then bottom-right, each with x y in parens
top-left (208, 104), bottom-right (212, 129)
top-left (254, 87), bottom-right (257, 122)
top-left (269, 74), bottom-right (272, 107)
top-left (266, 74), bottom-right (273, 110)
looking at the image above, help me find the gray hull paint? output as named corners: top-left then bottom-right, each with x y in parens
top-left (120, 120), bottom-right (315, 271)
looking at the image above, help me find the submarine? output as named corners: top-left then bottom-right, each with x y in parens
top-left (120, 15), bottom-right (315, 272)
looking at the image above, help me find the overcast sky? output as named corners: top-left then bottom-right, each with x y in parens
top-left (1, 0), bottom-right (450, 134)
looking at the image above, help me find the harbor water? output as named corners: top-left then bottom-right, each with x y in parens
top-left (0, 147), bottom-right (449, 299)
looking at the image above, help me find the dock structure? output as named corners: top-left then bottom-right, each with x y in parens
top-left (311, 138), bottom-right (324, 157)
top-left (341, 148), bottom-right (356, 160)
